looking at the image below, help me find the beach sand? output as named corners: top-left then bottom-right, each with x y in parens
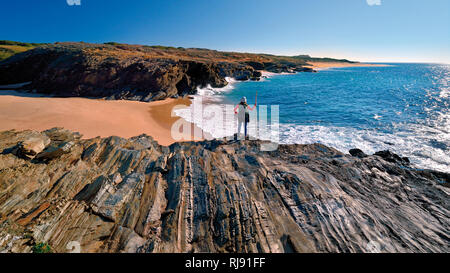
top-left (305, 61), bottom-right (388, 69)
top-left (0, 91), bottom-right (204, 146)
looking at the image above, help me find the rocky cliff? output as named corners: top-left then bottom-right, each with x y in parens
top-left (0, 42), bottom-right (316, 101)
top-left (0, 128), bottom-right (448, 253)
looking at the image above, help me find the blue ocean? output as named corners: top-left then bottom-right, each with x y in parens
top-left (177, 63), bottom-right (449, 172)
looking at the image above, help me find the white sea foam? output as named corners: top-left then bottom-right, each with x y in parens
top-left (174, 77), bottom-right (238, 138)
top-left (177, 102), bottom-right (449, 172)
top-left (176, 101), bottom-right (449, 172)
top-left (174, 76), bottom-right (278, 140)
top-left (277, 123), bottom-right (449, 172)
top-left (174, 70), bottom-right (450, 173)
top-left (260, 71), bottom-right (296, 78)
top-left (195, 77), bottom-right (236, 97)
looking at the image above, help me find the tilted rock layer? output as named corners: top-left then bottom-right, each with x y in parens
top-left (0, 128), bottom-right (448, 253)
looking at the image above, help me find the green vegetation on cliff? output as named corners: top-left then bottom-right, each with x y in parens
top-left (32, 242), bottom-right (52, 253)
top-left (0, 40), bottom-right (357, 65)
top-left (0, 40), bottom-right (46, 61)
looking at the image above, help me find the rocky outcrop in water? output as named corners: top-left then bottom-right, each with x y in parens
top-left (0, 43), bottom-right (316, 101)
top-left (0, 128), bottom-right (448, 253)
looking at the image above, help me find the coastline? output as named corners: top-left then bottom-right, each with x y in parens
top-left (259, 62), bottom-right (389, 77)
top-left (304, 61), bottom-right (389, 69)
top-left (0, 62), bottom-right (395, 149)
top-left (174, 62), bottom-right (392, 142)
top-left (0, 91), bottom-right (203, 146)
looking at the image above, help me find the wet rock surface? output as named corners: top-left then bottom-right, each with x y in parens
top-left (0, 129), bottom-right (448, 253)
top-left (349, 148), bottom-right (368, 159)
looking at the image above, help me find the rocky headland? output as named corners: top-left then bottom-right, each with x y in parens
top-left (0, 42), bottom-right (324, 101)
top-left (0, 128), bottom-right (448, 253)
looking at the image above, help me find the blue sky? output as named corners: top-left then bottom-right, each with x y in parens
top-left (1, 0), bottom-right (449, 63)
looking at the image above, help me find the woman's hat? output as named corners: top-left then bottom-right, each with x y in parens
top-left (241, 97), bottom-right (247, 103)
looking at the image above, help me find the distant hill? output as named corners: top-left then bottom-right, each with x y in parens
top-left (293, 55), bottom-right (357, 64)
top-left (0, 40), bottom-right (357, 64)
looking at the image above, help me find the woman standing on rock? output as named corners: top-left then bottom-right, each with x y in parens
top-left (234, 93), bottom-right (257, 140)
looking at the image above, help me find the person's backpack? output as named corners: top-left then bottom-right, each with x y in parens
top-left (241, 102), bottom-right (250, 123)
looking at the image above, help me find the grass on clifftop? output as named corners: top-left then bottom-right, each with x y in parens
top-left (99, 42), bottom-right (357, 65)
top-left (0, 40), bottom-right (46, 61)
top-left (0, 40), bottom-right (358, 65)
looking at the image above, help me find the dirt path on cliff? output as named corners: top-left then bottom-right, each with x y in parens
top-left (0, 91), bottom-right (203, 146)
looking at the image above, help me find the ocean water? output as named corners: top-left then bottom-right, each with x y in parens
top-left (175, 63), bottom-right (450, 172)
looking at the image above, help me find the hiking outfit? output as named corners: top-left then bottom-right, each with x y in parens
top-left (237, 101), bottom-right (250, 137)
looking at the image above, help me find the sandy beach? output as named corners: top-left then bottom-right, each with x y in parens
top-left (0, 91), bottom-right (203, 146)
top-left (305, 61), bottom-right (388, 69)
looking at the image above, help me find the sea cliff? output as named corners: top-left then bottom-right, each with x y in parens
top-left (0, 42), bottom-right (319, 101)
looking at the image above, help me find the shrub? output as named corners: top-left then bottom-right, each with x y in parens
top-left (104, 42), bottom-right (121, 46)
top-left (32, 242), bottom-right (52, 253)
